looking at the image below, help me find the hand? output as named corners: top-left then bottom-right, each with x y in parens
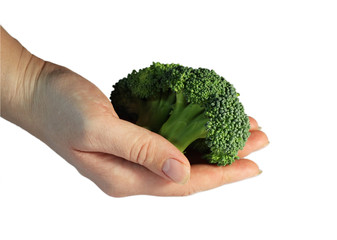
top-left (1, 27), bottom-right (269, 197)
top-left (19, 62), bottom-right (267, 197)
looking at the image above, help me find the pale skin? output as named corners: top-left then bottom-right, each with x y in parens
top-left (0, 26), bottom-right (269, 197)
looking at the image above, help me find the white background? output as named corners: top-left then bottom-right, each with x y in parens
top-left (1, 0), bottom-right (337, 239)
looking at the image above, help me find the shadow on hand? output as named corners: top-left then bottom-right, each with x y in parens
top-left (184, 148), bottom-right (210, 165)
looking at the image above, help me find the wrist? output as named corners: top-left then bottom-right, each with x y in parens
top-left (0, 27), bottom-right (46, 128)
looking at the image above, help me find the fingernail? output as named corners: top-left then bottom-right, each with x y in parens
top-left (162, 159), bottom-right (190, 184)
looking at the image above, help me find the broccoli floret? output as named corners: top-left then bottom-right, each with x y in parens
top-left (110, 62), bottom-right (250, 166)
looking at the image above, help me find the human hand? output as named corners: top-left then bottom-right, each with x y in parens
top-left (16, 62), bottom-right (267, 197)
top-left (1, 27), bottom-right (269, 197)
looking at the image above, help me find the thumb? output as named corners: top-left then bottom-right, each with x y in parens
top-left (91, 117), bottom-right (190, 184)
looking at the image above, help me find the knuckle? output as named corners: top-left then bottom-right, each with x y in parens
top-left (130, 134), bottom-right (155, 166)
top-left (98, 174), bottom-right (131, 198)
top-left (184, 186), bottom-right (197, 196)
top-left (220, 169), bottom-right (231, 185)
top-left (106, 190), bottom-right (128, 198)
top-left (104, 186), bottom-right (129, 198)
top-left (177, 185), bottom-right (197, 197)
top-left (181, 190), bottom-right (193, 197)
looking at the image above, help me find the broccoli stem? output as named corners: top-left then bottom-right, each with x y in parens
top-left (136, 92), bottom-right (175, 132)
top-left (159, 92), bottom-right (208, 152)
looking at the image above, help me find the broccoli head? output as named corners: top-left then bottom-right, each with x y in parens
top-left (110, 62), bottom-right (250, 166)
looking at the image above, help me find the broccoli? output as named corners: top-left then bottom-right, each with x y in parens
top-left (110, 62), bottom-right (250, 166)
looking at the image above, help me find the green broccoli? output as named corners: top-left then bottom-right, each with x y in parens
top-left (110, 62), bottom-right (250, 166)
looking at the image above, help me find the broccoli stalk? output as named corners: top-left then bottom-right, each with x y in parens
top-left (135, 93), bottom-right (175, 132)
top-left (110, 62), bottom-right (250, 166)
top-left (159, 92), bottom-right (208, 152)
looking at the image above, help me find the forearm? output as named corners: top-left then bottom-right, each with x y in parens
top-left (0, 26), bottom-right (45, 127)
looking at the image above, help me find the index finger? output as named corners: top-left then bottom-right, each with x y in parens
top-left (148, 159), bottom-right (260, 196)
